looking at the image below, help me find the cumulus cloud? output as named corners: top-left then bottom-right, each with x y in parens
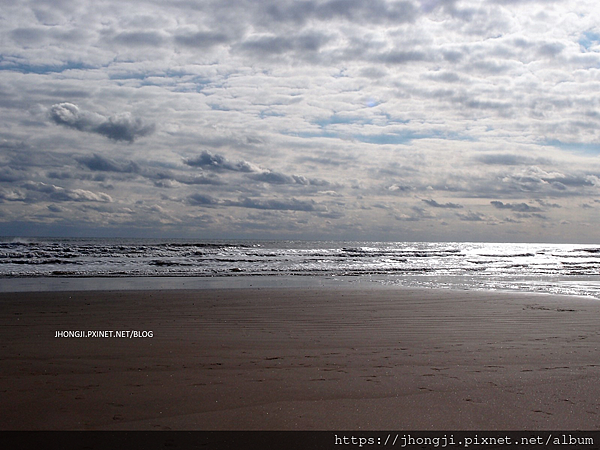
top-left (250, 170), bottom-right (330, 186)
top-left (422, 198), bottom-right (463, 209)
top-left (475, 154), bottom-right (551, 166)
top-left (22, 182), bottom-right (112, 203)
top-left (187, 194), bottom-right (324, 212)
top-left (490, 201), bottom-right (543, 212)
top-left (174, 174), bottom-right (224, 186)
top-left (111, 31), bottom-right (166, 47)
top-left (500, 167), bottom-right (596, 194)
top-left (387, 184), bottom-right (413, 193)
top-left (456, 211), bottom-right (486, 222)
top-left (49, 103), bottom-right (155, 142)
top-left (229, 197), bottom-right (322, 212)
top-left (188, 193), bottom-right (220, 206)
top-left (76, 153), bottom-right (224, 186)
top-left (184, 151), bottom-right (332, 187)
top-left (47, 204), bottom-right (63, 212)
top-left (396, 205), bottom-right (435, 221)
top-left (260, 0), bottom-right (418, 26)
top-left (77, 154), bottom-right (140, 173)
top-left (0, 168), bottom-right (26, 182)
top-left (236, 33), bottom-right (331, 59)
top-left (3, 0), bottom-right (600, 240)
top-left (174, 31), bottom-right (230, 49)
top-left (184, 151), bottom-right (258, 172)
top-left (250, 170), bottom-right (298, 184)
top-left (66, 189), bottom-right (113, 203)
top-left (0, 188), bottom-right (26, 202)
top-left (536, 199), bottom-right (561, 208)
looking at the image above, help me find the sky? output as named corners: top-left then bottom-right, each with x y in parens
top-left (2, 0), bottom-right (600, 242)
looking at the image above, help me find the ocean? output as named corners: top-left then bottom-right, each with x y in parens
top-left (1, 237), bottom-right (600, 298)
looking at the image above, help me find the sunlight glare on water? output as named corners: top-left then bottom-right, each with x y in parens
top-left (1, 238), bottom-right (600, 298)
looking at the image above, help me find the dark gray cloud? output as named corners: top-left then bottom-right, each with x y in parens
top-left (250, 170), bottom-right (298, 184)
top-left (10, 27), bottom-right (46, 45)
top-left (77, 153), bottom-right (225, 186)
top-left (490, 201), bottom-right (543, 213)
top-left (249, 170), bottom-right (330, 186)
top-left (537, 42), bottom-right (565, 58)
top-left (174, 31), bottom-right (230, 48)
top-left (184, 151), bottom-right (257, 172)
top-left (544, 174), bottom-right (595, 188)
top-left (47, 204), bottom-right (63, 212)
top-left (262, 0), bottom-right (418, 26)
top-left (77, 154), bottom-right (140, 173)
top-left (442, 49), bottom-right (465, 62)
top-left (499, 169), bottom-right (596, 195)
top-left (0, 187), bottom-right (26, 202)
top-left (49, 103), bottom-right (155, 142)
top-left (489, 0), bottom-right (561, 5)
top-left (377, 50), bottom-right (429, 65)
top-left (396, 205), bottom-right (435, 221)
top-left (295, 151), bottom-right (357, 167)
top-left (9, 25), bottom-right (89, 46)
top-left (316, 210), bottom-right (345, 219)
top-left (424, 71), bottom-right (462, 83)
top-left (175, 174), bottom-right (224, 186)
top-left (22, 181), bottom-right (112, 203)
top-left (536, 199), bottom-right (561, 208)
top-left (1, 0), bottom-right (599, 240)
top-left (514, 212), bottom-right (548, 220)
top-left (94, 116), bottom-right (155, 143)
top-left (475, 153), bottom-right (551, 166)
top-left (226, 0), bottom-right (424, 63)
top-left (184, 151), bottom-right (332, 187)
top-left (187, 193), bottom-right (220, 206)
top-left (0, 168), bottom-right (26, 182)
top-left (112, 31), bottom-right (166, 47)
top-left (454, 93), bottom-right (512, 112)
top-left (422, 198), bottom-right (463, 209)
top-left (46, 171), bottom-right (74, 180)
top-left (187, 194), bottom-right (324, 212)
top-left (237, 32), bottom-right (331, 57)
top-left (456, 211), bottom-right (486, 222)
top-left (386, 183), bottom-right (414, 193)
top-left (229, 197), bottom-right (322, 212)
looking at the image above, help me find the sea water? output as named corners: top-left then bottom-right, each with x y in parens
top-left (1, 237), bottom-right (600, 298)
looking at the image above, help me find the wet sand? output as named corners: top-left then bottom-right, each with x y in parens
top-left (1, 287), bottom-right (599, 430)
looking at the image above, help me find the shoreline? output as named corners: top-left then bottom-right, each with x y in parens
top-left (1, 286), bottom-right (600, 430)
top-left (0, 274), bottom-right (373, 293)
top-left (2, 273), bottom-right (600, 302)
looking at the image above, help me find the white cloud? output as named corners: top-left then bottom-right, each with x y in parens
top-left (22, 181), bottom-right (112, 203)
top-left (1, 0), bottom-right (600, 240)
top-left (49, 103), bottom-right (155, 142)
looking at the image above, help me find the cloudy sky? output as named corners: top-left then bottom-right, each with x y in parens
top-left (2, 0), bottom-right (600, 242)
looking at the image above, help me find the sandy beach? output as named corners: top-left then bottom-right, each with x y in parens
top-left (1, 286), bottom-right (599, 430)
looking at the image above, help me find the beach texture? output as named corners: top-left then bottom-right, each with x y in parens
top-left (1, 286), bottom-right (599, 430)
